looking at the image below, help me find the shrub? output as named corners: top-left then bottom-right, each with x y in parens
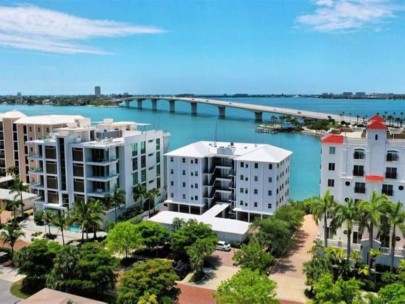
top-left (0, 246), bottom-right (12, 254)
top-left (381, 272), bottom-right (397, 284)
top-left (33, 211), bottom-right (44, 225)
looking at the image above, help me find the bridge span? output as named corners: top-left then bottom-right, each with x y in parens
top-left (119, 96), bottom-right (358, 123)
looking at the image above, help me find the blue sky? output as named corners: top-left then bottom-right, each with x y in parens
top-left (0, 0), bottom-right (405, 95)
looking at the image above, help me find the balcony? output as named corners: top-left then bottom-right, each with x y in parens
top-left (29, 167), bottom-right (44, 175)
top-left (204, 165), bottom-right (233, 175)
top-left (27, 153), bottom-right (43, 160)
top-left (87, 188), bottom-right (112, 198)
top-left (86, 157), bottom-right (118, 166)
top-left (31, 183), bottom-right (45, 189)
top-left (87, 174), bottom-right (119, 182)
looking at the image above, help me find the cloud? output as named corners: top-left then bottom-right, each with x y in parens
top-left (297, 0), bottom-right (399, 32)
top-left (0, 4), bottom-right (165, 54)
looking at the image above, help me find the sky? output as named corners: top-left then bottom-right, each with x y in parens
top-left (1, 0), bottom-right (405, 95)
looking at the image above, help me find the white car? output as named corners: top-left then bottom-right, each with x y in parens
top-left (216, 241), bottom-right (231, 251)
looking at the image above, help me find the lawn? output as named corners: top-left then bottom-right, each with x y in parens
top-left (10, 279), bottom-right (30, 299)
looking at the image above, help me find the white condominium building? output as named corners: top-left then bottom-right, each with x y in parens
top-left (320, 115), bottom-right (405, 249)
top-left (26, 116), bottom-right (169, 213)
top-left (165, 141), bottom-right (292, 222)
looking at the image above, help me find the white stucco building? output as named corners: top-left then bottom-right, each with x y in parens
top-left (164, 141), bottom-right (292, 222)
top-left (320, 115), bottom-right (405, 263)
top-left (26, 116), bottom-right (169, 217)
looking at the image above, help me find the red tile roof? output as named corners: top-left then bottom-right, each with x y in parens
top-left (321, 134), bottom-right (344, 144)
top-left (367, 120), bottom-right (387, 130)
top-left (369, 115), bottom-right (385, 122)
top-left (365, 175), bottom-right (384, 182)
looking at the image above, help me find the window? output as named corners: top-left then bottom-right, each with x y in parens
top-left (182, 158), bottom-right (186, 163)
top-left (240, 175), bottom-right (244, 180)
top-left (132, 158), bottom-right (138, 171)
top-left (170, 169), bottom-right (173, 174)
top-left (195, 183), bottom-right (198, 188)
top-left (171, 193), bottom-right (174, 198)
top-left (182, 170), bottom-right (185, 175)
top-left (328, 163), bottom-right (335, 171)
top-left (141, 141), bottom-right (146, 154)
top-left (268, 177), bottom-right (272, 183)
top-left (353, 231), bottom-right (362, 244)
top-left (382, 184), bottom-right (393, 196)
top-left (353, 149), bottom-right (365, 160)
top-left (386, 151), bottom-right (399, 162)
top-left (240, 200), bottom-right (243, 206)
top-left (254, 189), bottom-right (258, 195)
top-left (245, 164), bottom-right (248, 168)
top-left (182, 194), bottom-right (186, 199)
top-left (132, 173), bottom-right (138, 185)
top-left (375, 135), bottom-right (378, 141)
top-left (195, 171), bottom-right (198, 176)
top-left (254, 163), bottom-right (258, 169)
top-left (141, 169), bottom-right (146, 183)
top-left (195, 195), bottom-right (198, 200)
top-left (131, 143), bottom-right (138, 156)
top-left (354, 182), bottom-right (366, 194)
top-left (195, 159), bottom-right (198, 164)
top-left (254, 176), bottom-right (258, 182)
top-left (328, 179), bottom-right (335, 187)
top-left (170, 181), bottom-right (174, 186)
top-left (385, 167), bottom-right (397, 179)
top-left (240, 188), bottom-right (243, 193)
top-left (254, 202), bottom-right (258, 207)
top-left (353, 165), bottom-right (364, 177)
top-left (268, 203), bottom-right (272, 209)
top-left (329, 147), bottom-right (336, 154)
top-left (182, 182), bottom-right (186, 187)
top-left (268, 190), bottom-right (272, 196)
top-left (170, 157), bottom-right (173, 162)
top-left (240, 162), bottom-right (244, 168)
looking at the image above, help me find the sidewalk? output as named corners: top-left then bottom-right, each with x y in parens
top-left (269, 215), bottom-right (318, 304)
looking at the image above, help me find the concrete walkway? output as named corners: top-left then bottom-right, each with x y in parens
top-left (0, 266), bottom-right (25, 304)
top-left (270, 215), bottom-right (318, 304)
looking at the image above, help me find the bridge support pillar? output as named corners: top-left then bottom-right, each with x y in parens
top-left (137, 99), bottom-right (144, 109)
top-left (169, 100), bottom-right (176, 113)
top-left (191, 102), bottom-right (197, 115)
top-left (125, 100), bottom-right (131, 108)
top-left (151, 99), bottom-right (158, 111)
top-left (255, 111), bottom-right (263, 122)
top-left (218, 106), bottom-right (226, 119)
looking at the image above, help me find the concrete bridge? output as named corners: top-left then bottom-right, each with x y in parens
top-left (118, 96), bottom-right (359, 123)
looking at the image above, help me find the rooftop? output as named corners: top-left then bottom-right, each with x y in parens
top-left (0, 188), bottom-right (37, 201)
top-left (21, 288), bottom-right (107, 304)
top-left (165, 141), bottom-right (292, 162)
top-left (15, 114), bottom-right (85, 125)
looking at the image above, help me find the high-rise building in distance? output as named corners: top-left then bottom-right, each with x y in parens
top-left (95, 86), bottom-right (101, 98)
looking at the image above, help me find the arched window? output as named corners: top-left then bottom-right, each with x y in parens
top-left (353, 149), bottom-right (365, 160)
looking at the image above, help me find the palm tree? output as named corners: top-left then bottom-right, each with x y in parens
top-left (6, 166), bottom-right (19, 177)
top-left (6, 199), bottom-right (23, 221)
top-left (386, 201), bottom-right (405, 272)
top-left (310, 190), bottom-right (337, 247)
top-left (70, 199), bottom-right (105, 240)
top-left (9, 176), bottom-right (28, 217)
top-left (133, 184), bottom-right (148, 212)
top-left (88, 199), bottom-right (105, 239)
top-left (146, 188), bottom-right (160, 218)
top-left (172, 217), bottom-right (186, 231)
top-left (43, 211), bottom-right (54, 235)
top-left (358, 191), bottom-right (389, 266)
top-left (331, 199), bottom-right (359, 258)
top-left (1, 223), bottom-right (24, 257)
top-left (52, 211), bottom-right (69, 245)
top-left (69, 200), bottom-right (89, 241)
top-left (110, 184), bottom-right (125, 222)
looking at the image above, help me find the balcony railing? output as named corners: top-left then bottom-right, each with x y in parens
top-left (29, 167), bottom-right (44, 174)
top-left (380, 247), bottom-right (405, 257)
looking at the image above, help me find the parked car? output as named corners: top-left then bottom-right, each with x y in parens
top-left (216, 241), bottom-right (231, 251)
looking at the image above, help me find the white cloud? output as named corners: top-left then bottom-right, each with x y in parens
top-left (297, 0), bottom-right (399, 32)
top-left (0, 4), bottom-right (165, 54)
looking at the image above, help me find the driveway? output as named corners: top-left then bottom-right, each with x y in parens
top-left (269, 215), bottom-right (318, 304)
top-left (0, 279), bottom-right (21, 304)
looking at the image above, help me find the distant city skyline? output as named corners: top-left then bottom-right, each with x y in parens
top-left (1, 0), bottom-right (405, 95)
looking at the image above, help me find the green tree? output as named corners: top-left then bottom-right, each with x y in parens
top-left (117, 259), bottom-right (179, 304)
top-left (146, 188), bottom-right (159, 217)
top-left (6, 198), bottom-right (22, 220)
top-left (274, 203), bottom-right (305, 233)
top-left (331, 199), bottom-right (359, 258)
top-left (214, 268), bottom-right (279, 304)
top-left (133, 184), bottom-right (147, 212)
top-left (43, 210), bottom-right (54, 235)
top-left (106, 221), bottom-right (142, 258)
top-left (187, 237), bottom-right (216, 275)
top-left (312, 273), bottom-right (363, 304)
top-left (172, 217), bottom-right (186, 231)
top-left (9, 176), bottom-right (28, 217)
top-left (253, 217), bottom-right (291, 257)
top-left (169, 219), bottom-right (217, 261)
top-left (358, 191), bottom-right (389, 266)
top-left (1, 222), bottom-right (24, 257)
top-left (386, 201), bottom-right (405, 272)
top-left (52, 211), bottom-right (69, 245)
top-left (14, 239), bottom-right (61, 292)
top-left (6, 166), bottom-right (19, 176)
top-left (377, 283), bottom-right (405, 304)
top-left (134, 221), bottom-right (169, 251)
top-left (69, 199), bottom-right (104, 240)
top-left (233, 241), bottom-right (274, 274)
top-left (47, 243), bottom-right (118, 297)
top-left (310, 190), bottom-right (337, 247)
top-left (110, 184), bottom-right (126, 222)
top-left (138, 292), bottom-right (158, 304)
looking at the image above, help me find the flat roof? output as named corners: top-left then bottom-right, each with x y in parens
top-left (15, 115), bottom-right (85, 125)
top-left (201, 203), bottom-right (230, 217)
top-left (21, 288), bottom-right (107, 304)
top-left (150, 211), bottom-right (250, 236)
top-left (165, 141), bottom-right (292, 162)
top-left (0, 188), bottom-right (37, 201)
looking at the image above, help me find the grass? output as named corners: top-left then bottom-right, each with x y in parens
top-left (10, 279), bottom-right (30, 299)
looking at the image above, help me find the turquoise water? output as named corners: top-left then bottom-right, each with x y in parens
top-left (2, 97), bottom-right (402, 200)
top-left (70, 225), bottom-right (81, 232)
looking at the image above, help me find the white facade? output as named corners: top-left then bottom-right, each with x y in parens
top-left (26, 117), bottom-right (169, 214)
top-left (165, 141), bottom-right (292, 222)
top-left (320, 115), bottom-right (405, 252)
